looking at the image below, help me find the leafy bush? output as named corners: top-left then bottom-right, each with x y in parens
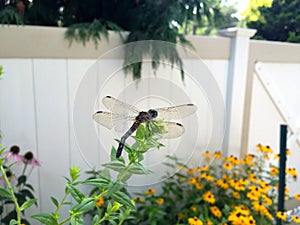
top-left (128, 144), bottom-right (299, 225)
top-left (0, 145), bottom-right (39, 225)
top-left (32, 120), bottom-right (167, 225)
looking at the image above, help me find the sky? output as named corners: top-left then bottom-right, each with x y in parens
top-left (223, 0), bottom-right (250, 14)
top-left (237, 0), bottom-right (250, 13)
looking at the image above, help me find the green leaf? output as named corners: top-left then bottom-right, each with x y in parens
top-left (51, 196), bottom-right (59, 207)
top-left (83, 177), bottom-right (110, 188)
top-left (70, 166), bottom-right (81, 181)
top-left (9, 219), bottom-right (18, 225)
top-left (17, 175), bottom-right (26, 186)
top-left (107, 181), bottom-right (123, 197)
top-left (67, 184), bottom-right (85, 203)
top-left (32, 213), bottom-right (59, 225)
top-left (111, 191), bottom-right (135, 209)
top-left (72, 198), bottom-right (95, 213)
top-left (103, 160), bottom-right (126, 172)
top-left (92, 215), bottom-right (100, 224)
top-left (20, 199), bottom-right (36, 211)
top-left (129, 162), bottom-right (153, 175)
top-left (70, 215), bottom-right (83, 225)
top-left (0, 188), bottom-right (11, 198)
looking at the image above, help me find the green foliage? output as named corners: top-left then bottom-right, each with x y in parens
top-left (65, 19), bottom-right (122, 47)
top-left (0, 146), bottom-right (39, 225)
top-left (245, 0), bottom-right (300, 43)
top-left (32, 121), bottom-right (166, 225)
top-left (180, 0), bottom-right (238, 35)
top-left (0, 6), bottom-right (23, 25)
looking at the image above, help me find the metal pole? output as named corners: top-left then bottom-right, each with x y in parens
top-left (277, 124), bottom-right (287, 225)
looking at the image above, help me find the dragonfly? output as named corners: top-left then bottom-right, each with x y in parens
top-left (93, 96), bottom-right (197, 158)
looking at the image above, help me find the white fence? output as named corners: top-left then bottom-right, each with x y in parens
top-left (0, 25), bottom-right (300, 221)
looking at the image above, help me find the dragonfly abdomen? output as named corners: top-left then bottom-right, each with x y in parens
top-left (116, 120), bottom-right (142, 158)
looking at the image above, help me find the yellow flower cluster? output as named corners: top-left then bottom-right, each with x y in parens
top-left (133, 145), bottom-right (299, 225)
top-left (228, 206), bottom-right (256, 225)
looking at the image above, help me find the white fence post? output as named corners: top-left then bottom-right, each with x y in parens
top-left (219, 27), bottom-right (256, 157)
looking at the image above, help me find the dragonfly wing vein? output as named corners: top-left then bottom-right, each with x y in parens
top-left (93, 111), bottom-right (135, 131)
top-left (102, 96), bottom-right (140, 115)
top-left (162, 122), bottom-right (185, 139)
top-left (155, 104), bottom-right (197, 120)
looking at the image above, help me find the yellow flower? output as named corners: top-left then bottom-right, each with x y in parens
top-left (294, 193), bottom-right (300, 200)
top-left (252, 201), bottom-right (266, 214)
top-left (270, 165), bottom-right (279, 175)
top-left (276, 211), bottom-right (287, 221)
top-left (214, 151), bottom-right (222, 159)
top-left (234, 205), bottom-right (250, 216)
top-left (195, 183), bottom-right (203, 190)
top-left (203, 191), bottom-right (216, 204)
top-left (188, 177), bottom-right (197, 184)
top-left (223, 163), bottom-right (233, 171)
top-left (286, 149), bottom-right (291, 155)
top-left (261, 195), bottom-right (273, 205)
top-left (199, 165), bottom-right (210, 172)
top-left (177, 213), bottom-right (186, 220)
top-left (201, 173), bottom-right (214, 181)
top-left (144, 188), bottom-right (156, 195)
top-left (215, 179), bottom-right (229, 190)
top-left (133, 197), bottom-right (145, 203)
top-left (205, 219), bottom-right (213, 225)
top-left (230, 179), bottom-right (245, 191)
top-left (257, 144), bottom-right (273, 153)
top-left (210, 206), bottom-right (222, 218)
top-left (292, 215), bottom-right (300, 223)
top-left (202, 151), bottom-right (213, 159)
top-left (190, 206), bottom-right (197, 212)
top-left (156, 198), bottom-right (164, 205)
top-left (96, 197), bottom-right (105, 207)
top-left (249, 173), bottom-right (258, 183)
top-left (187, 168), bottom-right (196, 175)
top-left (188, 217), bottom-right (203, 225)
top-left (274, 154), bottom-right (280, 160)
top-left (286, 168), bottom-right (298, 177)
top-left (232, 191), bottom-right (240, 199)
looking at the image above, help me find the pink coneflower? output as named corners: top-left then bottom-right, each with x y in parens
top-left (3, 145), bottom-right (23, 163)
top-left (22, 151), bottom-right (41, 167)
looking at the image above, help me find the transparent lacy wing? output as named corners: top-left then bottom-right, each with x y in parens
top-left (92, 111), bottom-right (135, 132)
top-left (161, 122), bottom-right (185, 139)
top-left (155, 104), bottom-right (197, 120)
top-left (102, 96), bottom-right (140, 116)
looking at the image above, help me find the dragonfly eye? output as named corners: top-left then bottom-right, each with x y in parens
top-left (148, 109), bottom-right (158, 118)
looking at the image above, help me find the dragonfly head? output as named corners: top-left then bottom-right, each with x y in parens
top-left (148, 109), bottom-right (158, 119)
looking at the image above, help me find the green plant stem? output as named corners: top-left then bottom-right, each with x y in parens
top-left (21, 163), bottom-right (28, 176)
top-left (0, 165), bottom-right (21, 224)
top-left (55, 190), bottom-right (69, 215)
top-left (117, 161), bottom-right (133, 182)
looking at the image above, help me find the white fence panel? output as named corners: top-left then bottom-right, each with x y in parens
top-left (248, 62), bottom-right (300, 196)
top-left (0, 59), bottom-right (40, 220)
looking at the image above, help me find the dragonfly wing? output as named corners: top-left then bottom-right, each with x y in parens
top-left (93, 111), bottom-right (114, 129)
top-left (102, 96), bottom-right (140, 115)
top-left (162, 122), bottom-right (185, 139)
top-left (155, 104), bottom-right (197, 120)
top-left (93, 111), bottom-right (135, 132)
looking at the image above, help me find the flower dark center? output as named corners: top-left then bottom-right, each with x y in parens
top-left (24, 151), bottom-right (34, 161)
top-left (10, 145), bottom-right (20, 154)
